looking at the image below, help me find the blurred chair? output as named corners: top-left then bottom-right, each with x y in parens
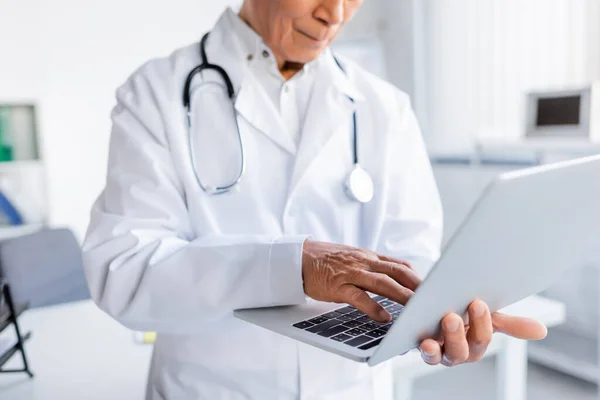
top-left (0, 228), bottom-right (90, 308)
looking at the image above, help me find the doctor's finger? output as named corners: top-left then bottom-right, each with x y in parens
top-left (377, 254), bottom-right (416, 271)
top-left (466, 300), bottom-right (492, 362)
top-left (491, 313), bottom-right (548, 340)
top-left (440, 313), bottom-right (469, 366)
top-left (350, 271), bottom-right (414, 306)
top-left (338, 285), bottom-right (390, 322)
top-left (419, 338), bottom-right (443, 365)
top-left (368, 260), bottom-right (421, 291)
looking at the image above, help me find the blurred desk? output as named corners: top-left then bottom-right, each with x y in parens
top-left (0, 224), bottom-right (44, 241)
top-left (0, 300), bottom-right (152, 400)
top-left (395, 295), bottom-right (566, 400)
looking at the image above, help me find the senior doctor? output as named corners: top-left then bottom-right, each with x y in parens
top-left (82, 1), bottom-right (547, 399)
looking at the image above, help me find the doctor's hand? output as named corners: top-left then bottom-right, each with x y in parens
top-left (301, 240), bottom-right (421, 323)
top-left (419, 299), bottom-right (547, 367)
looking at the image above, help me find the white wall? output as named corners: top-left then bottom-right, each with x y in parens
top-left (590, 0), bottom-right (600, 80)
top-left (1, 0), bottom-right (240, 240)
top-left (339, 0), bottom-right (420, 94)
top-left (420, 0), bottom-right (600, 152)
top-left (0, 1), bottom-right (42, 99)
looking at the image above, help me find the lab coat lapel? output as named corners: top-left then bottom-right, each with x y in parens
top-left (234, 75), bottom-right (296, 154)
top-left (203, 11), bottom-right (296, 155)
top-left (289, 52), bottom-right (364, 195)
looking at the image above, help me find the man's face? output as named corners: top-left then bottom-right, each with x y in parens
top-left (243, 0), bottom-right (364, 64)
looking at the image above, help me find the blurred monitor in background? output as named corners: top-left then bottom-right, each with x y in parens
top-left (525, 82), bottom-right (600, 142)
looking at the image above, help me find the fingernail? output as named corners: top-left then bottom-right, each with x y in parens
top-left (420, 349), bottom-right (434, 362)
top-left (442, 354), bottom-right (452, 366)
top-left (472, 344), bottom-right (486, 354)
top-left (444, 318), bottom-right (460, 333)
top-left (379, 309), bottom-right (390, 321)
top-left (473, 301), bottom-right (486, 317)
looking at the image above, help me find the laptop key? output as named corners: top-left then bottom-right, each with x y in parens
top-left (293, 321), bottom-right (314, 329)
top-left (371, 295), bottom-right (386, 302)
top-left (335, 314), bottom-right (355, 322)
top-left (345, 335), bottom-right (373, 347)
top-left (346, 328), bottom-right (368, 336)
top-left (306, 319), bottom-right (342, 333)
top-left (379, 300), bottom-right (394, 307)
top-left (331, 333), bottom-right (353, 342)
top-left (386, 304), bottom-right (404, 313)
top-left (360, 323), bottom-right (379, 331)
top-left (356, 316), bottom-right (372, 323)
top-left (341, 320), bottom-right (363, 328)
top-left (322, 311), bottom-right (343, 319)
top-left (335, 306), bottom-right (356, 314)
top-left (365, 329), bottom-right (387, 338)
top-left (308, 316), bottom-right (329, 324)
top-left (318, 325), bottom-right (349, 338)
top-left (358, 338), bottom-right (383, 350)
top-left (371, 320), bottom-right (389, 327)
top-left (348, 310), bottom-right (365, 318)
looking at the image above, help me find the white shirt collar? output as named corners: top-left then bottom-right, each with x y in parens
top-left (223, 7), bottom-right (317, 78)
top-left (213, 7), bottom-right (362, 101)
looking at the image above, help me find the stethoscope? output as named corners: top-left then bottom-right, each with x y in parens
top-left (183, 32), bottom-right (374, 204)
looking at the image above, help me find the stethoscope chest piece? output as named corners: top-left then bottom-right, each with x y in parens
top-left (345, 165), bottom-right (374, 204)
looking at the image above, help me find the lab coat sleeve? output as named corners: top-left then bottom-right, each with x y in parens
top-left (374, 95), bottom-right (444, 279)
top-left (82, 74), bottom-right (308, 334)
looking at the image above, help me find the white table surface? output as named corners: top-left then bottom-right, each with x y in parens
top-left (0, 296), bottom-right (566, 400)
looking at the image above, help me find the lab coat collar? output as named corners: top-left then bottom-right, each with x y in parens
top-left (288, 50), bottom-right (366, 196)
top-left (203, 8), bottom-right (366, 159)
top-left (203, 9), bottom-right (297, 154)
top-left (321, 47), bottom-right (365, 103)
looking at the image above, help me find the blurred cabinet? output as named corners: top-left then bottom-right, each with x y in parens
top-left (0, 103), bottom-right (47, 239)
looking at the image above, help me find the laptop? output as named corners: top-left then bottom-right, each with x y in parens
top-left (234, 154), bottom-right (600, 366)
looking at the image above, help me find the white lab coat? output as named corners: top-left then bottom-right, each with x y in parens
top-left (82, 9), bottom-right (443, 400)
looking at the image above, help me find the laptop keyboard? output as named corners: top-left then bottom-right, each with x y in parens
top-left (292, 296), bottom-right (404, 351)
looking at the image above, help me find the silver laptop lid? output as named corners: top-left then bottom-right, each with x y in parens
top-left (369, 154), bottom-right (600, 366)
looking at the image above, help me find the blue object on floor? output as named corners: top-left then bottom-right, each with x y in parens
top-left (0, 191), bottom-right (23, 225)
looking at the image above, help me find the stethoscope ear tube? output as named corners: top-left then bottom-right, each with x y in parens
top-left (184, 33), bottom-right (235, 106)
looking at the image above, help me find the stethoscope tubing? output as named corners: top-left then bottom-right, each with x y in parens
top-left (183, 31), bottom-right (373, 203)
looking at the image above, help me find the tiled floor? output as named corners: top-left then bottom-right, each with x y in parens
top-left (412, 359), bottom-right (598, 400)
